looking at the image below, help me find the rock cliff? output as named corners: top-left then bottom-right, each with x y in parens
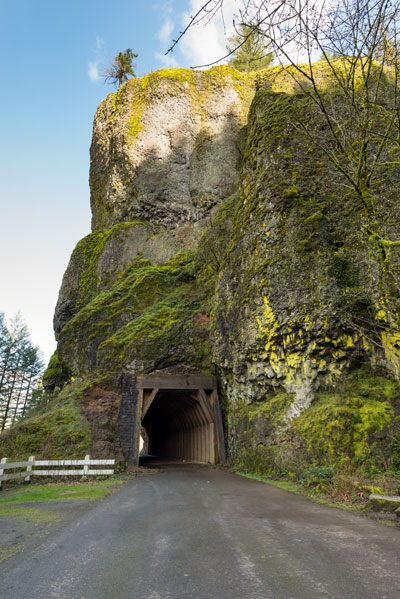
top-left (52, 67), bottom-right (253, 378)
top-left (41, 64), bottom-right (400, 472)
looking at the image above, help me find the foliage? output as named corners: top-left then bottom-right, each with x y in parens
top-left (0, 379), bottom-right (93, 459)
top-left (227, 23), bottom-right (274, 72)
top-left (103, 48), bottom-right (138, 88)
top-left (300, 465), bottom-right (335, 490)
top-left (293, 371), bottom-right (400, 471)
top-left (0, 479), bottom-right (125, 505)
top-left (59, 250), bottom-right (213, 375)
top-left (0, 312), bottom-right (44, 431)
top-left (228, 368), bottom-right (400, 487)
top-left (171, 0), bottom-right (400, 325)
top-left (42, 352), bottom-right (69, 391)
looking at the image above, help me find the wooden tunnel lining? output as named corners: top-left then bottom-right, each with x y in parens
top-left (138, 377), bottom-right (223, 464)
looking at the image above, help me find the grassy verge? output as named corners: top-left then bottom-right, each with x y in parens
top-left (234, 470), bottom-right (400, 517)
top-left (0, 476), bottom-right (134, 563)
top-left (0, 477), bottom-right (130, 519)
top-left (235, 471), bottom-right (351, 510)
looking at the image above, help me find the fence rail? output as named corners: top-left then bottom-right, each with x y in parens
top-left (0, 455), bottom-right (115, 488)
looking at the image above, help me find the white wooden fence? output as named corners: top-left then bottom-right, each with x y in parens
top-left (0, 454), bottom-right (115, 488)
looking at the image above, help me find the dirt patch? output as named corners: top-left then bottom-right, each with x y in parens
top-left (0, 498), bottom-right (95, 563)
top-left (79, 386), bottom-right (124, 460)
top-left (0, 475), bottom-right (139, 563)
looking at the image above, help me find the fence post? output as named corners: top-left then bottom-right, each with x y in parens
top-left (24, 456), bottom-right (35, 484)
top-left (83, 454), bottom-right (90, 479)
top-left (0, 457), bottom-right (8, 491)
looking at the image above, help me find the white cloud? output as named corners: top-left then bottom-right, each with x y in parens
top-left (154, 51), bottom-right (179, 68)
top-left (96, 35), bottom-right (104, 50)
top-left (158, 19), bottom-right (174, 44)
top-left (88, 61), bottom-right (100, 83)
top-left (153, 0), bottom-right (174, 15)
top-left (178, 0), bottom-right (238, 68)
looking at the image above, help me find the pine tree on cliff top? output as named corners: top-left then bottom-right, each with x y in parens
top-left (227, 24), bottom-right (274, 72)
top-left (103, 48), bottom-right (138, 88)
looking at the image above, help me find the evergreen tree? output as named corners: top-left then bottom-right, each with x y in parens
top-left (0, 313), bottom-right (44, 429)
top-left (227, 24), bottom-right (274, 72)
top-left (12, 345), bottom-right (44, 424)
top-left (103, 48), bottom-right (138, 88)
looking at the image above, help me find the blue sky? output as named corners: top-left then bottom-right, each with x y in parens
top-left (0, 0), bottom-right (237, 363)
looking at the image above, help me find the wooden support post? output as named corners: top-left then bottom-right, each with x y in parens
top-left (0, 457), bottom-right (8, 490)
top-left (213, 391), bottom-right (226, 463)
top-left (197, 390), bottom-right (214, 424)
top-left (142, 388), bottom-right (159, 419)
top-left (24, 455), bottom-right (35, 484)
top-left (83, 454), bottom-right (90, 478)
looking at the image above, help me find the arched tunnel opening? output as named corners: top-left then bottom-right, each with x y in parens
top-left (142, 389), bottom-right (215, 463)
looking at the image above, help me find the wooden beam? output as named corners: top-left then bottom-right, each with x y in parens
top-left (213, 390), bottom-right (226, 463)
top-left (136, 374), bottom-right (217, 391)
top-left (197, 389), bottom-right (215, 424)
top-left (142, 388), bottom-right (159, 419)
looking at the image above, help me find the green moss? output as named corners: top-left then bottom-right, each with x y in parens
top-left (236, 471), bottom-right (305, 494)
top-left (292, 370), bottom-right (400, 469)
top-left (228, 392), bottom-right (295, 476)
top-left (232, 444), bottom-right (281, 477)
top-left (59, 250), bottom-right (213, 374)
top-left (99, 284), bottom-right (209, 369)
top-left (257, 59), bottom-right (375, 95)
top-left (0, 381), bottom-right (92, 459)
top-left (0, 545), bottom-right (25, 562)
top-left (71, 221), bottom-right (154, 310)
top-left (226, 368), bottom-right (400, 481)
top-left (0, 479), bottom-right (125, 505)
top-left (42, 352), bottom-right (70, 390)
top-left (247, 392), bottom-right (294, 423)
top-left (196, 192), bottom-right (240, 291)
top-left (329, 249), bottom-right (359, 288)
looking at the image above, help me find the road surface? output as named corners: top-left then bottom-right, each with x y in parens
top-left (1, 462), bottom-right (399, 599)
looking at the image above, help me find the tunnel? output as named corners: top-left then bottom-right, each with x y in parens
top-left (117, 373), bottom-right (226, 465)
top-left (142, 389), bottom-right (216, 462)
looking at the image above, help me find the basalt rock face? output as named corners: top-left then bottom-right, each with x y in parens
top-left (89, 67), bottom-right (253, 231)
top-left (210, 87), bottom-right (400, 472)
top-left (52, 67), bottom-right (254, 378)
top-left (46, 65), bottom-right (400, 472)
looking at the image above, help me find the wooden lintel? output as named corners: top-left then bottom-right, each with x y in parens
top-left (136, 374), bottom-right (217, 391)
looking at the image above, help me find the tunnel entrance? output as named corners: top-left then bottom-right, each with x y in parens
top-left (142, 389), bottom-right (217, 462)
top-left (117, 373), bottom-right (225, 465)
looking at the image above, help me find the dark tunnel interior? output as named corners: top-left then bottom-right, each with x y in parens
top-left (141, 389), bottom-right (215, 463)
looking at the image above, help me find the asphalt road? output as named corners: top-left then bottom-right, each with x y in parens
top-left (1, 462), bottom-right (399, 599)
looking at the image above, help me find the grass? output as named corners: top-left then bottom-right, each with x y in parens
top-left (0, 544), bottom-right (24, 563)
top-left (0, 477), bottom-right (126, 505)
top-left (235, 471), bottom-right (360, 512)
top-left (0, 506), bottom-right (61, 523)
top-left (0, 477), bottom-right (133, 564)
top-left (0, 477), bottom-right (129, 523)
top-left (236, 471), bottom-right (304, 494)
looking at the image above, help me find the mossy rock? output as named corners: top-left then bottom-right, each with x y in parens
top-left (42, 352), bottom-right (70, 391)
top-left (58, 250), bottom-right (213, 376)
top-left (90, 66), bottom-right (255, 232)
top-left (0, 382), bottom-right (93, 460)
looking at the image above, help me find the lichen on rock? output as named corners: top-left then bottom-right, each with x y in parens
top-left (90, 66), bottom-right (255, 232)
top-left (39, 63), bottom-right (400, 472)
